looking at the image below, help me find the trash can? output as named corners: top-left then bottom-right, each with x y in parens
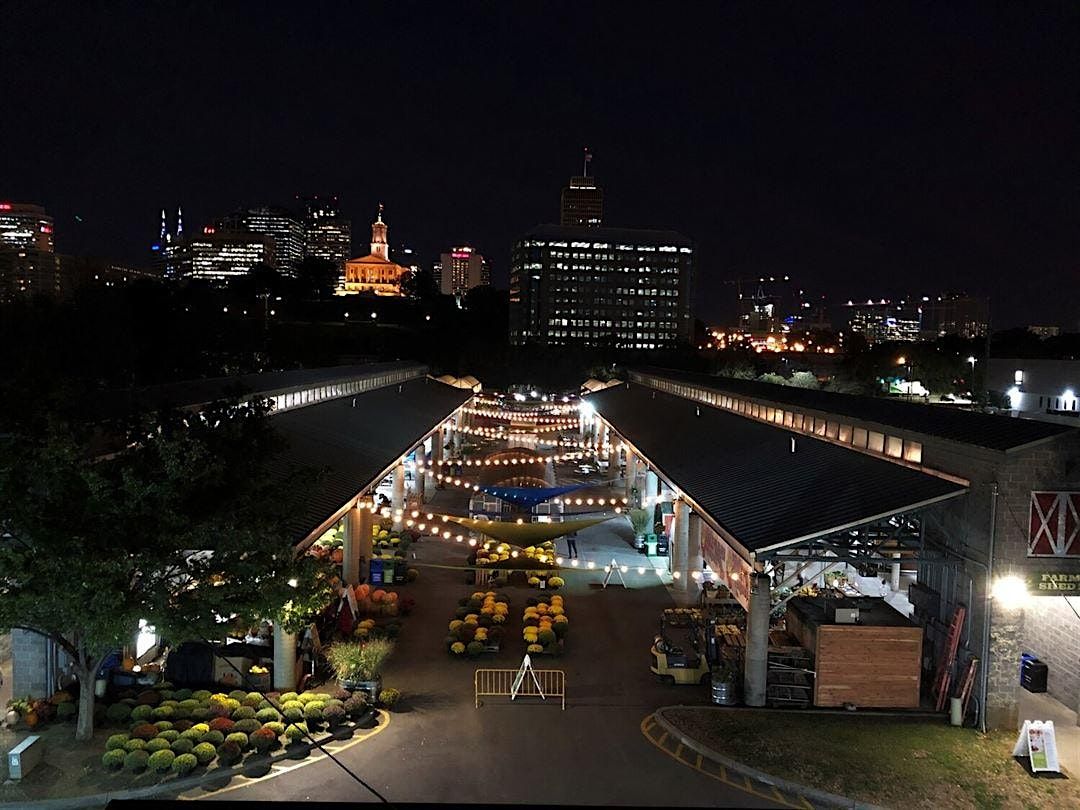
top-left (369, 558), bottom-right (384, 585)
top-left (711, 675), bottom-right (736, 706)
top-left (645, 533), bottom-right (657, 556)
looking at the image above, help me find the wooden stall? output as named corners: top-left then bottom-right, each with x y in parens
top-left (785, 596), bottom-right (923, 709)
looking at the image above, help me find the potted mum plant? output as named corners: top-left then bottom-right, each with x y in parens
top-left (327, 639), bottom-right (395, 700)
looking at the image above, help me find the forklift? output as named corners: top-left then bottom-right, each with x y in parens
top-left (650, 613), bottom-right (717, 685)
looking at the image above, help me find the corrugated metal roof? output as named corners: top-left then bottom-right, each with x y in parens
top-left (270, 377), bottom-right (471, 543)
top-left (587, 382), bottom-right (967, 558)
top-left (633, 367), bottom-right (1076, 452)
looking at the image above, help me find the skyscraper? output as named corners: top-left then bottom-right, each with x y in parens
top-left (844, 299), bottom-right (922, 344)
top-left (436, 245), bottom-right (489, 296)
top-left (559, 149), bottom-right (603, 227)
top-left (151, 207), bottom-right (184, 279)
top-left (0, 202), bottom-right (54, 252)
top-left (218, 205), bottom-right (304, 276)
top-left (509, 224), bottom-right (694, 347)
top-left (299, 195), bottom-right (352, 289)
top-left (172, 226), bottom-right (275, 282)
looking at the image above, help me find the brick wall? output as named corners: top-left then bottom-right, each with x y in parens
top-left (987, 608), bottom-right (1024, 728)
top-left (1022, 597), bottom-right (1080, 712)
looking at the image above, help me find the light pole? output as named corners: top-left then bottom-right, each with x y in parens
top-left (967, 356), bottom-right (977, 399)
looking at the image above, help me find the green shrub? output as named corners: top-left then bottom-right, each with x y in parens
top-left (153, 720), bottom-right (174, 731)
top-left (202, 730), bottom-right (225, 746)
top-left (144, 738), bottom-right (171, 753)
top-left (231, 705), bottom-right (256, 720)
top-left (296, 692), bottom-right (320, 704)
top-left (191, 722), bottom-right (210, 735)
top-left (123, 739), bottom-right (147, 752)
top-left (303, 704), bottom-right (324, 723)
top-left (279, 691), bottom-right (298, 703)
top-left (172, 705), bottom-right (192, 720)
top-left (552, 621), bottom-right (568, 638)
top-left (156, 729), bottom-right (180, 742)
top-left (466, 641), bottom-right (484, 657)
top-left (172, 752), bottom-right (198, 775)
top-left (342, 695), bottom-right (368, 717)
top-left (106, 703), bottom-right (133, 723)
top-left (242, 692), bottom-right (263, 708)
top-left (124, 750), bottom-right (150, 772)
top-left (148, 749), bottom-right (175, 773)
top-left (179, 728), bottom-right (203, 742)
top-left (178, 698), bottom-right (199, 710)
top-left (283, 706), bottom-right (303, 722)
top-left (378, 688), bottom-right (401, 708)
top-left (127, 703), bottom-right (151, 722)
top-left (192, 742), bottom-right (217, 765)
top-left (281, 699), bottom-right (303, 712)
top-left (174, 688), bottom-right (193, 701)
top-left (227, 689), bottom-right (247, 702)
top-left (225, 731), bottom-right (249, 750)
top-left (263, 721), bottom-right (285, 736)
top-left (233, 718), bottom-right (260, 734)
top-left (170, 737), bottom-right (194, 754)
top-left (255, 707), bottom-right (281, 723)
top-left (537, 628), bottom-right (556, 646)
top-left (191, 690), bottom-right (212, 701)
top-left (190, 707), bottom-right (211, 721)
top-left (284, 723), bottom-right (308, 743)
top-left (105, 734), bottom-right (130, 751)
top-left (102, 749), bottom-right (126, 770)
top-left (158, 690), bottom-right (175, 701)
top-left (324, 698), bottom-right (344, 709)
top-left (215, 740), bottom-right (242, 766)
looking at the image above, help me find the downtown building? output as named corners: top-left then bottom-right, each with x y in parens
top-left (436, 245), bottom-right (490, 296)
top-left (342, 205), bottom-right (411, 296)
top-left (299, 195), bottom-right (352, 288)
top-left (218, 205), bottom-right (305, 276)
top-left (0, 201), bottom-right (60, 301)
top-left (172, 226), bottom-right (275, 282)
top-left (844, 298), bottom-right (922, 343)
top-left (509, 224), bottom-right (694, 348)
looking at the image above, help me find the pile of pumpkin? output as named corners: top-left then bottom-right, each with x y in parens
top-left (98, 685), bottom-right (371, 777)
top-left (447, 591), bottom-right (509, 657)
top-left (351, 584), bottom-right (402, 617)
top-left (522, 595), bottom-right (569, 655)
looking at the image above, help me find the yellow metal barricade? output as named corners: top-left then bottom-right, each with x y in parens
top-left (474, 667), bottom-right (565, 710)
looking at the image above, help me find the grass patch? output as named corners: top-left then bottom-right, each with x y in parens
top-left (664, 709), bottom-right (1078, 810)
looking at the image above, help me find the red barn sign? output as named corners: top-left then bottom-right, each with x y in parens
top-left (1028, 492), bottom-right (1080, 558)
top-left (700, 522), bottom-right (752, 609)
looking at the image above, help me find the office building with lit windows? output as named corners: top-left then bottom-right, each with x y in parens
top-left (844, 299), bottom-right (922, 344)
top-left (218, 205), bottom-right (304, 275)
top-left (172, 228), bottom-right (275, 282)
top-left (509, 224), bottom-right (694, 348)
top-left (0, 202), bottom-right (54, 253)
top-left (437, 245), bottom-right (489, 296)
top-left (300, 195), bottom-right (352, 289)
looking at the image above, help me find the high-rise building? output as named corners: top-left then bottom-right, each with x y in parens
top-left (342, 205), bottom-right (410, 296)
top-left (218, 205), bottom-right (304, 276)
top-left (918, 293), bottom-right (990, 339)
top-left (172, 226), bottom-right (275, 282)
top-left (299, 195), bottom-right (352, 289)
top-left (0, 247), bottom-right (61, 303)
top-left (436, 246), bottom-right (489, 296)
top-left (560, 150), bottom-right (603, 227)
top-left (0, 202), bottom-right (54, 253)
top-left (151, 207), bottom-right (185, 279)
top-left (509, 224), bottom-right (694, 348)
top-left (844, 299), bottom-right (922, 344)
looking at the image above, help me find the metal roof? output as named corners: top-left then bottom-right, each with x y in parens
top-left (270, 376), bottom-right (471, 543)
top-left (518, 223), bottom-right (693, 246)
top-left (91, 361), bottom-right (425, 416)
top-left (633, 367), bottom-right (1076, 452)
top-left (587, 382), bottom-right (967, 559)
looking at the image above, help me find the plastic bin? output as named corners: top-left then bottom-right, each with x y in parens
top-left (369, 558), bottom-right (384, 585)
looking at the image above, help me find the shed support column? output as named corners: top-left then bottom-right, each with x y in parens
top-left (343, 503), bottom-right (363, 585)
top-left (453, 412), bottom-right (463, 454)
top-left (644, 469), bottom-right (659, 512)
top-left (608, 435), bottom-right (620, 482)
top-left (358, 501), bottom-right (374, 580)
top-left (273, 623), bottom-right (298, 692)
top-left (625, 452), bottom-right (638, 501)
top-left (672, 498), bottom-right (689, 591)
top-left (392, 462), bottom-right (405, 531)
top-left (415, 458), bottom-right (425, 503)
top-left (744, 572), bottom-right (771, 707)
top-left (890, 553), bottom-right (901, 592)
top-left (688, 513), bottom-right (704, 602)
top-left (429, 427), bottom-right (443, 495)
top-left (598, 422), bottom-right (608, 453)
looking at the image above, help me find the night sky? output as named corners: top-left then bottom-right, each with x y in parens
top-left (2, 2), bottom-right (1077, 327)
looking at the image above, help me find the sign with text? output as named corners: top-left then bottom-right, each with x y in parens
top-left (1013, 720), bottom-right (1060, 773)
top-left (1025, 570), bottom-right (1080, 595)
top-left (1028, 491), bottom-right (1080, 557)
top-left (700, 523), bottom-right (752, 610)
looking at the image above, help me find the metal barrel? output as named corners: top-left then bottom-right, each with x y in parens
top-left (711, 678), bottom-right (735, 705)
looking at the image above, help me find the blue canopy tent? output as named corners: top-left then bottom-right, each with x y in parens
top-left (477, 483), bottom-right (591, 508)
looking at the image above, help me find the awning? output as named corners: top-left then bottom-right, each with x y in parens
top-left (445, 516), bottom-right (613, 543)
top-left (477, 483), bottom-right (591, 507)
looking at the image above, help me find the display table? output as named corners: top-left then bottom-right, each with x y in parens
top-left (785, 596), bottom-right (923, 709)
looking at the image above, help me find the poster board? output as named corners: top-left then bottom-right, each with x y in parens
top-left (700, 522), bottom-right (752, 610)
top-left (1013, 720), bottom-right (1060, 773)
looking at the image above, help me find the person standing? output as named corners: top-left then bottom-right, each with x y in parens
top-left (566, 530), bottom-right (578, 559)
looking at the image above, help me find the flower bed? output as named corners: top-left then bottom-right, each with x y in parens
top-left (522, 594), bottom-right (568, 656)
top-left (97, 684), bottom-right (375, 778)
top-left (447, 591), bottom-right (509, 657)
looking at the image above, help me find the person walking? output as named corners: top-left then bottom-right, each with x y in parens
top-left (566, 530), bottom-right (578, 559)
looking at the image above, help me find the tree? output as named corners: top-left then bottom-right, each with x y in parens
top-left (757, 372), bottom-right (788, 386)
top-left (294, 256), bottom-right (340, 300)
top-left (0, 398), bottom-right (327, 740)
top-left (788, 371), bottom-right (820, 389)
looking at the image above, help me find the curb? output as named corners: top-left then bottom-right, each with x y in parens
top-left (654, 706), bottom-right (889, 810)
top-left (12, 709), bottom-right (384, 809)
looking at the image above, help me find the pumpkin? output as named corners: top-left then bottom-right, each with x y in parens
top-left (356, 583), bottom-right (370, 600)
top-left (371, 589), bottom-right (386, 603)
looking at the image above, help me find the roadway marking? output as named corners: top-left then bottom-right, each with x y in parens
top-left (183, 711), bottom-right (391, 800)
top-left (639, 713), bottom-right (811, 809)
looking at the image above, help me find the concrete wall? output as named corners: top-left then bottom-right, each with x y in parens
top-left (11, 628), bottom-right (52, 699)
top-left (1022, 597), bottom-right (1080, 714)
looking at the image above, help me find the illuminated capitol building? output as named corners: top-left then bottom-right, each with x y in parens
top-left (342, 204), bottom-right (411, 296)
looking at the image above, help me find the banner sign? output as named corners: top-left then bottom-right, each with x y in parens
top-left (700, 523), bottom-right (752, 610)
top-left (1028, 492), bottom-right (1080, 557)
top-left (1025, 570), bottom-right (1080, 596)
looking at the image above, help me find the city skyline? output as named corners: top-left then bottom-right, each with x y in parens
top-left (1, 3), bottom-right (1077, 329)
